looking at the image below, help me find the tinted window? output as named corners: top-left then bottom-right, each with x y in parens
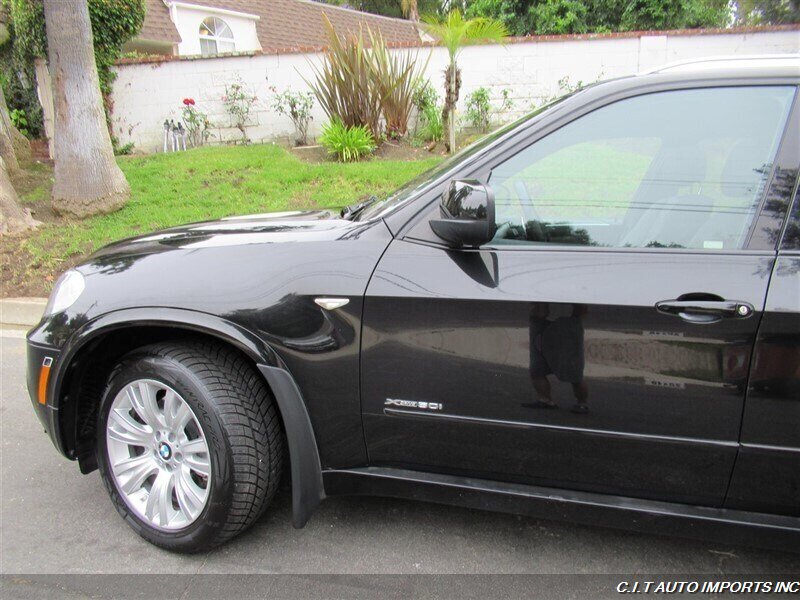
top-left (489, 86), bottom-right (795, 250)
top-left (782, 182), bottom-right (800, 250)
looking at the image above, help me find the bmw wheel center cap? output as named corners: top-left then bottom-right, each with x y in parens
top-left (158, 442), bottom-right (172, 460)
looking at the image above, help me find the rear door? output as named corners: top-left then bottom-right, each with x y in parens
top-left (727, 116), bottom-right (800, 516)
top-left (362, 84), bottom-right (797, 506)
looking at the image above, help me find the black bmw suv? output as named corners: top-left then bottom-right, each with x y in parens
top-left (27, 56), bottom-right (800, 553)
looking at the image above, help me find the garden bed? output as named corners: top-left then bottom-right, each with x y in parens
top-left (291, 138), bottom-right (443, 163)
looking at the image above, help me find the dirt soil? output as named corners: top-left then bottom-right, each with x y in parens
top-left (292, 138), bottom-right (446, 163)
top-left (1, 237), bottom-right (73, 298)
top-left (1, 158), bottom-right (61, 299)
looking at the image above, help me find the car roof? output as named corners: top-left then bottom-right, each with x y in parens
top-left (639, 54), bottom-right (800, 76)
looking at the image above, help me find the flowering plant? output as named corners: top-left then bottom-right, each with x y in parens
top-left (270, 86), bottom-right (314, 146)
top-left (222, 78), bottom-right (258, 144)
top-left (180, 99), bottom-right (212, 147)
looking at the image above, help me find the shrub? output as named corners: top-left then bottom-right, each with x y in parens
top-left (465, 87), bottom-right (492, 132)
top-left (113, 142), bottom-right (135, 156)
top-left (223, 77), bottom-right (258, 144)
top-left (417, 104), bottom-right (443, 143)
top-left (465, 87), bottom-right (515, 132)
top-left (413, 80), bottom-right (439, 113)
top-left (181, 98), bottom-right (213, 148)
top-left (9, 108), bottom-right (29, 137)
top-left (412, 81), bottom-right (438, 138)
top-left (270, 87), bottom-right (315, 146)
top-left (306, 16), bottom-right (383, 140)
top-left (320, 119), bottom-right (376, 162)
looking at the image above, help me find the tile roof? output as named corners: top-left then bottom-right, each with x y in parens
top-left (139, 0), bottom-right (182, 44)
top-left (139, 0), bottom-right (421, 52)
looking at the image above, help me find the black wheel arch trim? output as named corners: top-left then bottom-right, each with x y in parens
top-left (48, 307), bottom-right (324, 529)
top-left (257, 365), bottom-right (325, 528)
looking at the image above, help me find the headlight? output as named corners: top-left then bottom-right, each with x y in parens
top-left (44, 270), bottom-right (85, 317)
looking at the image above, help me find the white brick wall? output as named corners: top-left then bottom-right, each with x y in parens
top-left (110, 29), bottom-right (800, 154)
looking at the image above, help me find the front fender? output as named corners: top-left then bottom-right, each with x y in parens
top-left (33, 307), bottom-right (324, 528)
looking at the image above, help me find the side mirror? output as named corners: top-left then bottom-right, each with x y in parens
top-left (429, 179), bottom-right (496, 248)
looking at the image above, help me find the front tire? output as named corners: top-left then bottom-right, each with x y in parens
top-left (96, 341), bottom-right (283, 552)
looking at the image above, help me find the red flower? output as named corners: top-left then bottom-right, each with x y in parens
top-left (183, 98), bottom-right (195, 106)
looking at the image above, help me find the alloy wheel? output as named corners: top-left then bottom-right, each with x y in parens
top-left (105, 379), bottom-right (211, 530)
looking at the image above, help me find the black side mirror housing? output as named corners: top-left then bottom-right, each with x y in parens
top-left (430, 180), bottom-right (496, 248)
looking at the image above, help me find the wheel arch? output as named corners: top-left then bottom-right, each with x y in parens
top-left (54, 308), bottom-right (324, 528)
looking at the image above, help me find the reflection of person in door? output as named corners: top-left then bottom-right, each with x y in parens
top-left (523, 302), bottom-right (589, 414)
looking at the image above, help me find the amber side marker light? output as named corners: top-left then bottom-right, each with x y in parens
top-left (38, 357), bottom-right (53, 405)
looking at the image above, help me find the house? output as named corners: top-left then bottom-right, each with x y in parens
top-left (125, 0), bottom-right (423, 57)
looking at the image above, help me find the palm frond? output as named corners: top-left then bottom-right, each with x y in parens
top-left (465, 18), bottom-right (509, 43)
top-left (422, 9), bottom-right (508, 60)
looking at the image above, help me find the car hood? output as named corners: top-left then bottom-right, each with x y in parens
top-left (86, 209), bottom-right (372, 262)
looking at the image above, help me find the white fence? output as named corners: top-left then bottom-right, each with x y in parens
top-left (109, 27), bottom-right (800, 153)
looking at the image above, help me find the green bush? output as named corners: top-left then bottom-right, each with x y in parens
top-left (320, 119), bottom-right (376, 162)
top-left (412, 80), bottom-right (438, 115)
top-left (464, 87), bottom-right (514, 133)
top-left (417, 104), bottom-right (443, 143)
top-left (9, 108), bottom-right (29, 136)
top-left (465, 87), bottom-right (492, 132)
top-left (412, 80), bottom-right (443, 143)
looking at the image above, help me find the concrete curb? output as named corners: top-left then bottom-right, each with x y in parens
top-left (1, 297), bottom-right (47, 328)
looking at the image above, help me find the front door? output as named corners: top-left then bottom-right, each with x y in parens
top-left (362, 85), bottom-right (797, 507)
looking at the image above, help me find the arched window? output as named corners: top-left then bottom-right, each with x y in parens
top-left (199, 17), bottom-right (235, 56)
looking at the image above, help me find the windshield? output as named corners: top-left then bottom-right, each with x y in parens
top-left (355, 92), bottom-right (577, 222)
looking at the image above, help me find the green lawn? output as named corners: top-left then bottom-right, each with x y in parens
top-left (22, 144), bottom-right (441, 269)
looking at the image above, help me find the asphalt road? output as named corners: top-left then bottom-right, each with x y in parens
top-left (1, 332), bottom-right (798, 597)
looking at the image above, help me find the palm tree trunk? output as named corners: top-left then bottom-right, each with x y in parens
top-left (43, 0), bottom-right (130, 218)
top-left (402, 0), bottom-right (420, 22)
top-left (442, 61), bottom-right (460, 154)
top-left (409, 1), bottom-right (419, 22)
top-left (448, 68), bottom-right (456, 154)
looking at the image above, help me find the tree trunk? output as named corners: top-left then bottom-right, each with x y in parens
top-left (408, 1), bottom-right (419, 22)
top-left (442, 61), bottom-right (461, 154)
top-left (43, 0), bottom-right (130, 218)
top-left (0, 82), bottom-right (33, 165)
top-left (0, 84), bottom-right (20, 176)
top-left (0, 157), bottom-right (40, 235)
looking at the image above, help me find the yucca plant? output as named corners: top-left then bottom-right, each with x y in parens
top-left (423, 10), bottom-right (508, 153)
top-left (368, 31), bottom-right (428, 139)
top-left (319, 119), bottom-right (376, 162)
top-left (306, 16), bottom-right (383, 140)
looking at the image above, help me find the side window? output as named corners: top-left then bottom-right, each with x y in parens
top-left (782, 182), bottom-right (800, 250)
top-left (489, 86), bottom-right (795, 250)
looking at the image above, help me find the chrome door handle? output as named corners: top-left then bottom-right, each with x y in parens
top-left (656, 299), bottom-right (754, 324)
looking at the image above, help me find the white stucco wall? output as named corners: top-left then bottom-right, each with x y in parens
top-left (169, 2), bottom-right (261, 56)
top-left (109, 28), bottom-right (800, 154)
